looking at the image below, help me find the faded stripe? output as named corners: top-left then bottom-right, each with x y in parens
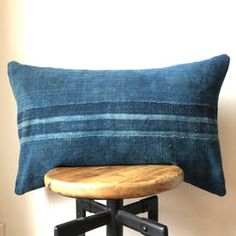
top-left (17, 101), bottom-right (216, 123)
top-left (20, 130), bottom-right (218, 144)
top-left (18, 113), bottom-right (216, 129)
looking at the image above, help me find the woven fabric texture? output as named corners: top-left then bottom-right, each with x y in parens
top-left (8, 54), bottom-right (230, 195)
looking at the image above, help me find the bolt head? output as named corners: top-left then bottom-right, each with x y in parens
top-left (142, 225), bottom-right (148, 232)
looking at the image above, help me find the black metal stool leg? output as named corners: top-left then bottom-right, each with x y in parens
top-left (76, 199), bottom-right (86, 236)
top-left (124, 196), bottom-right (158, 222)
top-left (107, 200), bottom-right (123, 236)
top-left (54, 210), bottom-right (111, 236)
top-left (146, 196), bottom-right (158, 221)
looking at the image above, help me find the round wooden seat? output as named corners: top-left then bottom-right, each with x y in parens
top-left (44, 165), bottom-right (183, 199)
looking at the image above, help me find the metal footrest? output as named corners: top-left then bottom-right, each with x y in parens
top-left (54, 196), bottom-right (168, 236)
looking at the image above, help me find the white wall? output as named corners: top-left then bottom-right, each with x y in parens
top-left (1, 0), bottom-right (236, 235)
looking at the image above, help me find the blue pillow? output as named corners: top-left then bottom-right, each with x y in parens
top-left (8, 55), bottom-right (230, 196)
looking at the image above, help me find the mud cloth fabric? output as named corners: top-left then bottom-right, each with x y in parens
top-left (8, 54), bottom-right (230, 195)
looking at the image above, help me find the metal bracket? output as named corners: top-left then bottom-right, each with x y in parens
top-left (117, 210), bottom-right (167, 236)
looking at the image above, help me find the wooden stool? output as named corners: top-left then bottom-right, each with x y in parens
top-left (44, 165), bottom-right (183, 236)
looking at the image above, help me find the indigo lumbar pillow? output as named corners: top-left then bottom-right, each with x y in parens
top-left (8, 55), bottom-right (230, 196)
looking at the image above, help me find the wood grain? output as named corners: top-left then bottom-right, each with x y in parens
top-left (44, 165), bottom-right (183, 199)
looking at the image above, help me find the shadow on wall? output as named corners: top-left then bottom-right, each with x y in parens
top-left (219, 94), bottom-right (236, 192)
top-left (0, 1), bottom-right (36, 235)
top-left (159, 82), bottom-right (236, 236)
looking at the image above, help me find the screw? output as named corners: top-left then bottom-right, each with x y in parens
top-left (142, 225), bottom-right (148, 232)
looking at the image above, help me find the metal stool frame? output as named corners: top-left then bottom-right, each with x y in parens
top-left (54, 196), bottom-right (168, 236)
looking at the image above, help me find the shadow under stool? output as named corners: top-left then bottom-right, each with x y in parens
top-left (44, 165), bottom-right (183, 236)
